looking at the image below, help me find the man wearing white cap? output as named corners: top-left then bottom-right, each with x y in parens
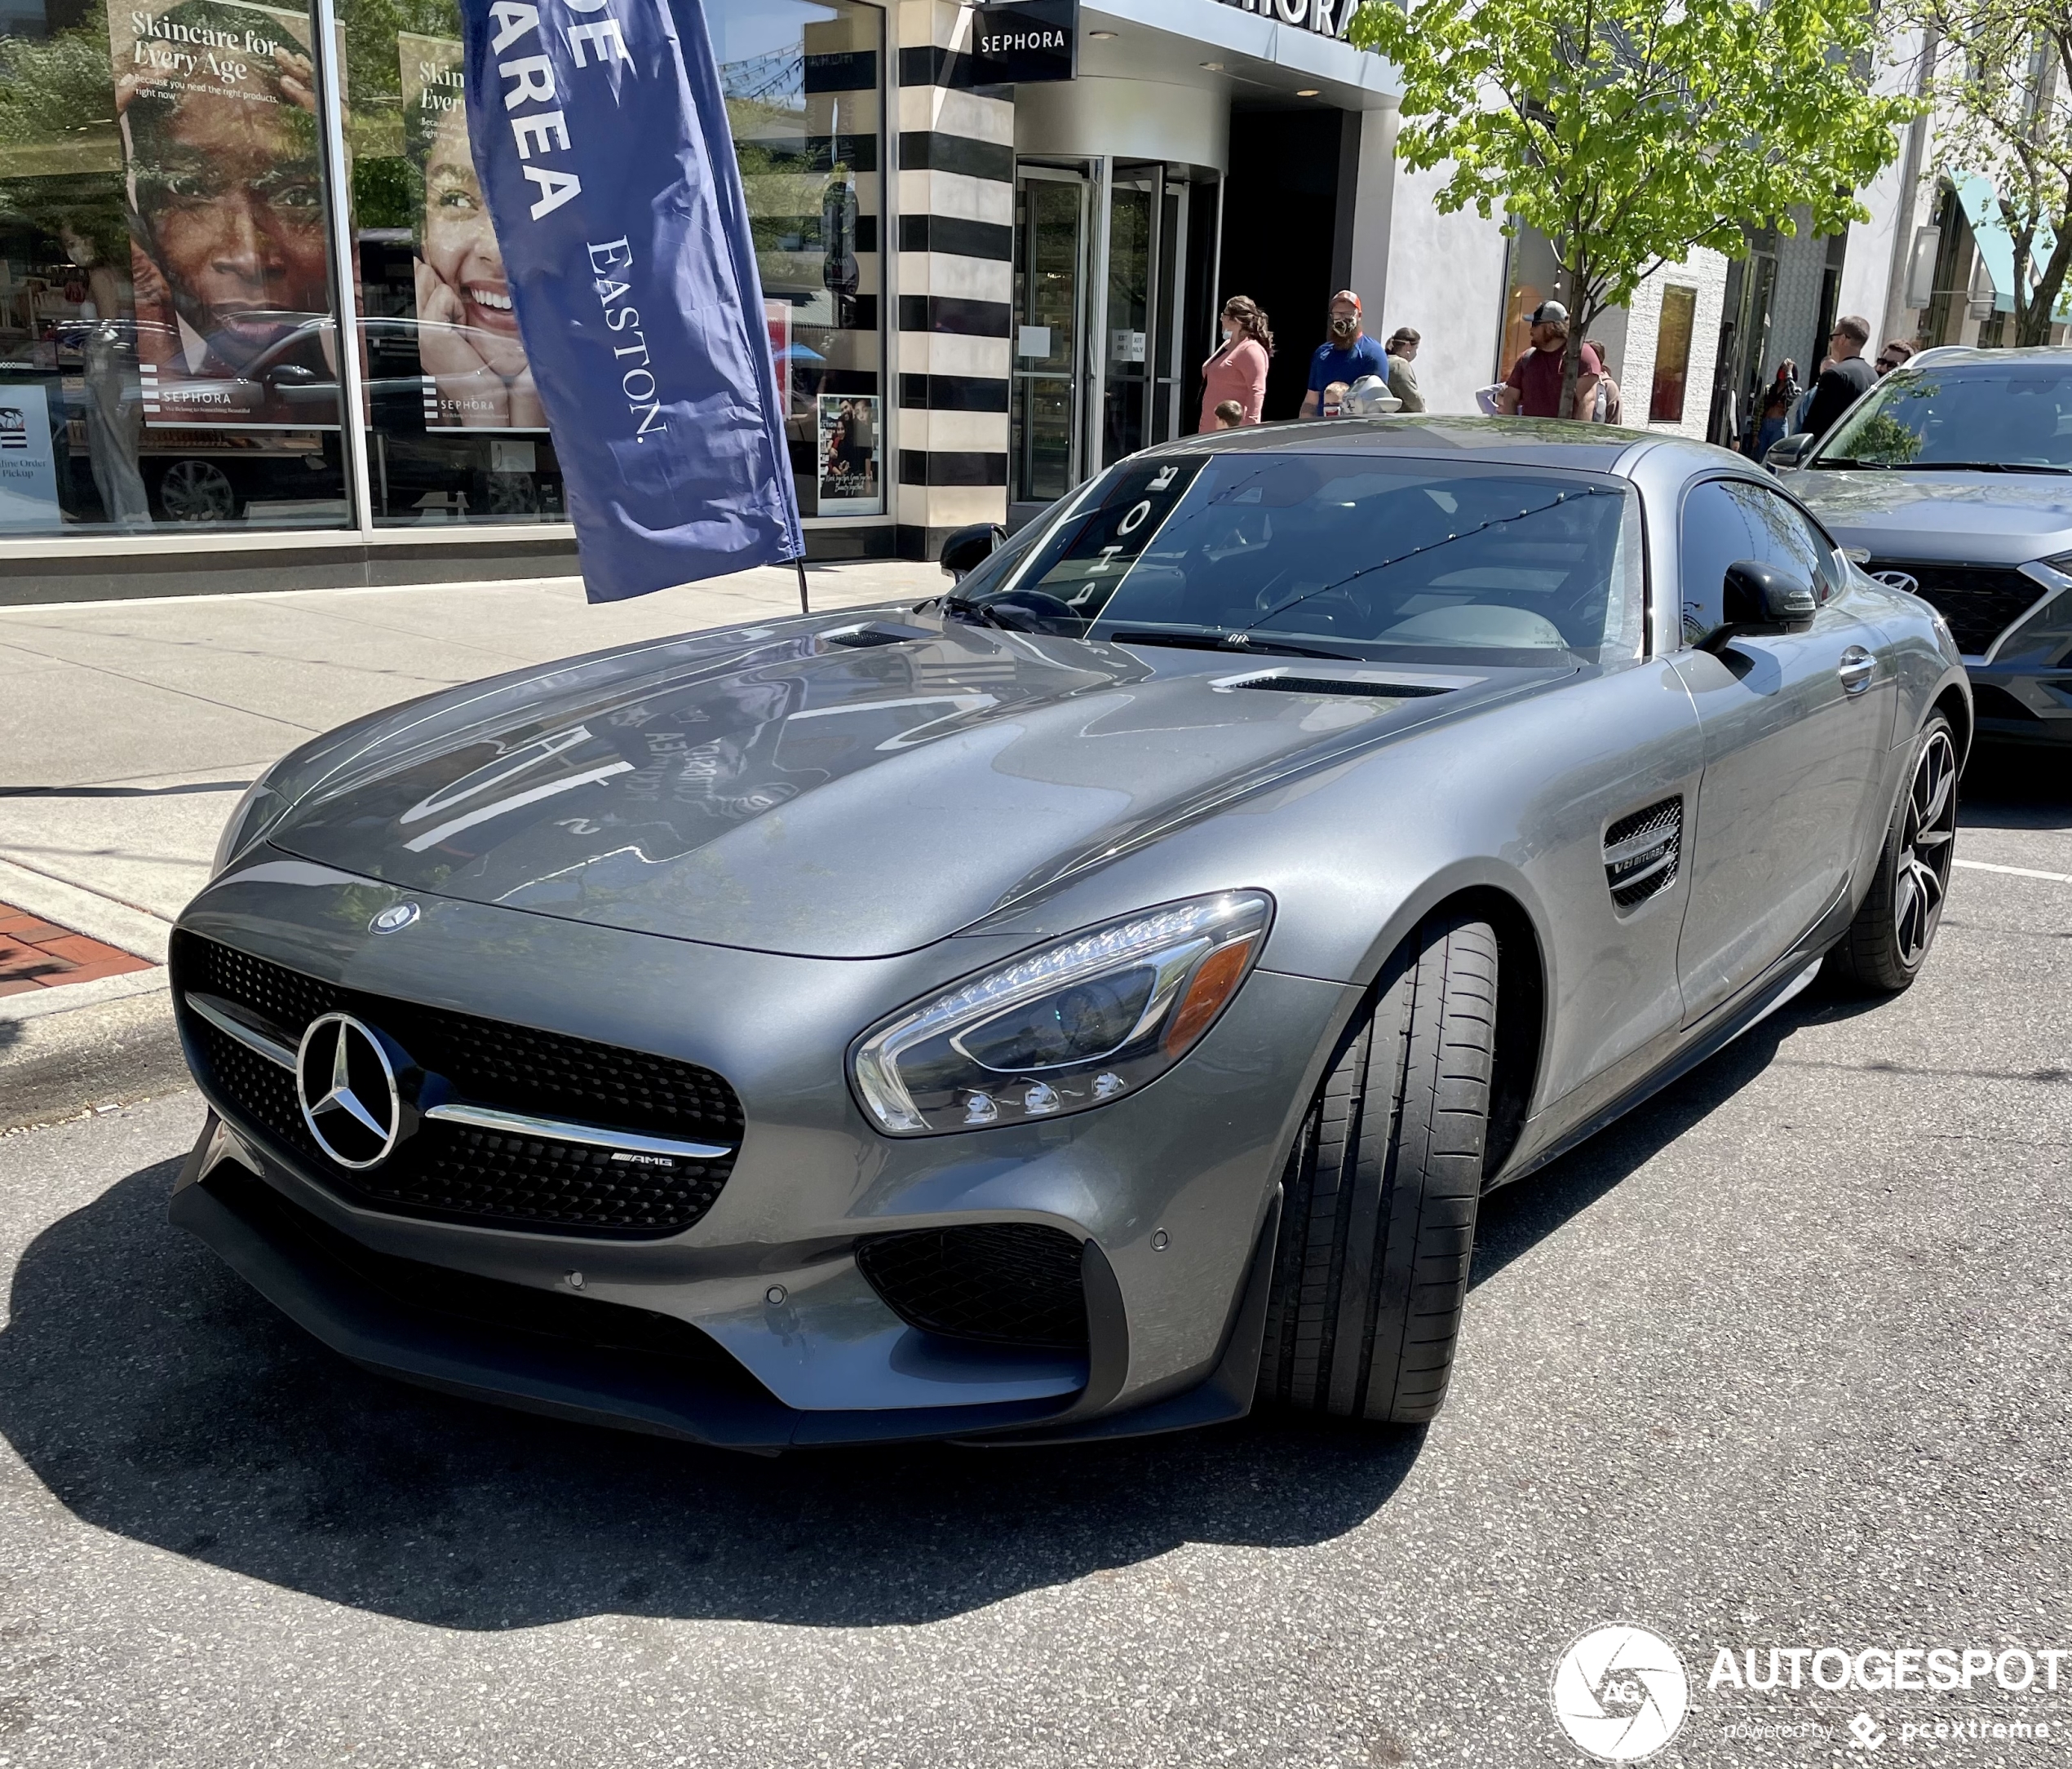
top-left (1496, 300), bottom-right (1602, 420)
top-left (1299, 290), bottom-right (1390, 418)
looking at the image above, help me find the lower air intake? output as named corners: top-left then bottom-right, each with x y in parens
top-left (855, 1223), bottom-right (1088, 1350)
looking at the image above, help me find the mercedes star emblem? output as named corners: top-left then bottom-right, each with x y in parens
top-left (370, 901), bottom-right (420, 934)
top-left (296, 1012), bottom-right (404, 1170)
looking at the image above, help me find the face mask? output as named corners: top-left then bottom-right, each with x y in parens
top-left (1330, 314), bottom-right (1357, 339)
top-left (1221, 325), bottom-right (1235, 344)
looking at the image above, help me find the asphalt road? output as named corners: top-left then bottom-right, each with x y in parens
top-left (0, 751), bottom-right (2065, 1769)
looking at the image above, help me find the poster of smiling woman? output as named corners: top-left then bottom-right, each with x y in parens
top-left (399, 31), bottom-right (542, 430)
top-left (108, 0), bottom-right (337, 427)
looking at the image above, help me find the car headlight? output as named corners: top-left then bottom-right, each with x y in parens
top-left (849, 891), bottom-right (1273, 1136)
top-left (210, 772), bottom-right (291, 878)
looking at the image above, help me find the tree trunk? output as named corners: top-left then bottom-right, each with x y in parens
top-left (2017, 213), bottom-right (2072, 348)
top-left (1560, 324), bottom-right (1583, 421)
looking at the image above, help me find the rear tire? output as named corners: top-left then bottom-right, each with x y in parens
top-left (1833, 714), bottom-right (1957, 993)
top-left (1259, 912), bottom-right (1497, 1425)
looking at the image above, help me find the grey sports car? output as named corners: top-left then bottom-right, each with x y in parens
top-left (169, 418), bottom-right (1970, 1450)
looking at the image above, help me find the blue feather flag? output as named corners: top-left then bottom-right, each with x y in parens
top-left (457, 0), bottom-right (804, 602)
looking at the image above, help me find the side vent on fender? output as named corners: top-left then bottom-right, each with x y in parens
top-left (1603, 797), bottom-right (1682, 912)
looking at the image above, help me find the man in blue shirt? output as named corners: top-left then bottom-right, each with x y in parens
top-left (1300, 290), bottom-right (1389, 418)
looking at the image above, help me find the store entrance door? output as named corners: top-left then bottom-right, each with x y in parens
top-left (1102, 166), bottom-right (1191, 467)
top-left (1011, 166), bottom-right (1090, 511)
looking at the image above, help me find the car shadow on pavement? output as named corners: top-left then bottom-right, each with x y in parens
top-left (1468, 986), bottom-right (1833, 1292)
top-left (0, 981), bottom-right (1835, 1634)
top-left (1959, 744), bottom-right (2072, 829)
top-left (0, 1152), bottom-right (1425, 1630)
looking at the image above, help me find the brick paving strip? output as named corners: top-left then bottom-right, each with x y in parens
top-left (0, 902), bottom-right (156, 997)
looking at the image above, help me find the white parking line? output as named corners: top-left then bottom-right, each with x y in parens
top-left (1955, 858), bottom-right (2072, 885)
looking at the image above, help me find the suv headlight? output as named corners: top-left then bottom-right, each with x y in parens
top-left (849, 891), bottom-right (1273, 1135)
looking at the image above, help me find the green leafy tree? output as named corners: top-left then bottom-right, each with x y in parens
top-left (1903, 0), bottom-right (2071, 345)
top-left (1348, 0), bottom-right (1919, 410)
top-left (0, 2), bottom-right (125, 253)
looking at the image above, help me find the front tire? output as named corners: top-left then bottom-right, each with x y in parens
top-left (1260, 912), bottom-right (1497, 1425)
top-left (1833, 714), bottom-right (1958, 993)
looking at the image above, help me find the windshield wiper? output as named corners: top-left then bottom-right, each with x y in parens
top-left (1809, 457), bottom-right (1892, 469)
top-left (1910, 461), bottom-right (2072, 475)
top-left (1106, 629), bottom-right (1357, 661)
top-left (939, 594), bottom-right (1012, 629)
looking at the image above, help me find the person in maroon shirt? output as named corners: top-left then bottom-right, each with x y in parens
top-left (1496, 301), bottom-right (1602, 419)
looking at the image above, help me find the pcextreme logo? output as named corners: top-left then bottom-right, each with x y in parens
top-left (1551, 1623), bottom-right (1692, 1762)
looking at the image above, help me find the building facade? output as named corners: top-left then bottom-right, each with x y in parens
top-left (5, 0), bottom-right (2058, 603)
top-left (0, 0), bottom-right (1405, 597)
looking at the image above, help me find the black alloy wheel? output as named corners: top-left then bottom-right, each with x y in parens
top-left (1835, 714), bottom-right (1959, 992)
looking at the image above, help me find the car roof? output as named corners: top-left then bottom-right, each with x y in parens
top-left (1133, 414), bottom-right (1730, 477)
top-left (1903, 343), bottom-right (2072, 369)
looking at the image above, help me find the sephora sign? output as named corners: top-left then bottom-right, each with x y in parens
top-left (1215, 0), bottom-right (1356, 35)
top-left (974, 0), bottom-right (1078, 81)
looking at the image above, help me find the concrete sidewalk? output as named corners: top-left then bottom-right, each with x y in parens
top-left (0, 558), bottom-right (936, 1126)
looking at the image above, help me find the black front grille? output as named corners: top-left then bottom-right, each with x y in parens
top-left (1865, 560), bottom-right (2048, 656)
top-left (171, 931), bottom-right (742, 1239)
top-left (856, 1223), bottom-right (1087, 1350)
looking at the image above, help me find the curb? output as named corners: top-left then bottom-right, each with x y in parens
top-left (0, 987), bottom-right (190, 1134)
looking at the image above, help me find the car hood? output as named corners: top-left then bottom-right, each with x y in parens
top-left (1792, 469), bottom-right (2072, 561)
top-left (260, 609), bottom-right (1564, 957)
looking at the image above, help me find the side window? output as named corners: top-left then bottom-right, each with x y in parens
top-left (1676, 478), bottom-right (1835, 643)
top-left (1677, 480), bottom-right (1751, 643)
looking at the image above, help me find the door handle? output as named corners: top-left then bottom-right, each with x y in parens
top-left (1838, 647), bottom-right (1875, 695)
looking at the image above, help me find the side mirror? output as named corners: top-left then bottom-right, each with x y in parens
top-left (1762, 432), bottom-right (1815, 474)
top-left (1696, 560), bottom-right (1818, 653)
top-left (939, 521), bottom-right (1003, 582)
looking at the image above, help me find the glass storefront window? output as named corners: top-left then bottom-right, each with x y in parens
top-left (339, 0), bottom-right (560, 524)
top-left (2, 0), bottom-right (883, 537)
top-left (711, 0), bottom-right (883, 517)
top-left (337, 0), bottom-right (883, 527)
top-left (0, 0), bottom-right (350, 532)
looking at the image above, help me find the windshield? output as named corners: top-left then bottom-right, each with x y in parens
top-left (956, 453), bottom-right (1645, 666)
top-left (1812, 360), bottom-right (2072, 472)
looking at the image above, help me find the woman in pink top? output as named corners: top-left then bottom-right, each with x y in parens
top-left (1199, 296), bottom-right (1272, 430)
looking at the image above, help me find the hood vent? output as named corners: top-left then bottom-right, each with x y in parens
top-left (1604, 797), bottom-right (1682, 911)
top-left (823, 621), bottom-right (936, 649)
top-left (1227, 673), bottom-right (1454, 699)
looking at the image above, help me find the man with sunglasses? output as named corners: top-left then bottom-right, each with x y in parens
top-left (1875, 339), bottom-right (1915, 377)
top-left (1800, 315), bottom-right (1876, 440)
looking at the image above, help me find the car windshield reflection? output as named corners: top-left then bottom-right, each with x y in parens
top-left (1812, 361), bottom-right (2072, 474)
top-left (957, 453), bottom-right (1647, 668)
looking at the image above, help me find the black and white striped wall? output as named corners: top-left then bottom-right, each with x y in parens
top-left (892, 0), bottom-right (1013, 558)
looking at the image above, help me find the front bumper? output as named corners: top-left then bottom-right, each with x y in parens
top-left (172, 1119), bottom-right (1284, 1448)
top-left (1963, 655), bottom-right (2072, 747)
top-left (170, 856), bottom-right (1356, 1447)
